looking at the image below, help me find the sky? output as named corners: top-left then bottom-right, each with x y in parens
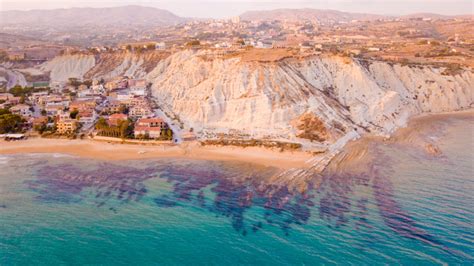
top-left (1, 0), bottom-right (472, 18)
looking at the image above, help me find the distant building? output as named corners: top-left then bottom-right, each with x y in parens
top-left (129, 105), bottom-right (153, 118)
top-left (134, 118), bottom-right (168, 138)
top-left (70, 100), bottom-right (96, 112)
top-left (28, 81), bottom-right (49, 88)
top-left (155, 42), bottom-right (166, 50)
top-left (108, 113), bottom-right (128, 127)
top-left (56, 119), bottom-right (77, 134)
top-left (0, 93), bottom-right (14, 101)
top-left (78, 110), bottom-right (97, 124)
top-left (10, 104), bottom-right (32, 117)
top-left (104, 100), bottom-right (122, 114)
top-left (368, 47), bottom-right (381, 52)
top-left (44, 104), bottom-right (66, 116)
top-left (230, 16), bottom-right (241, 24)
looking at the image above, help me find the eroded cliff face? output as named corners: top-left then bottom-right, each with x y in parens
top-left (5, 49), bottom-right (473, 151)
top-left (37, 51), bottom-right (170, 83)
top-left (146, 50), bottom-right (473, 148)
top-left (40, 54), bottom-right (96, 82)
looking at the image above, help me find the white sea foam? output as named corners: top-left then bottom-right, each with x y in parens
top-left (0, 156), bottom-right (10, 165)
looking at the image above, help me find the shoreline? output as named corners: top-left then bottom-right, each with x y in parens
top-left (1, 109), bottom-right (472, 170)
top-left (0, 138), bottom-right (313, 169)
top-left (325, 108), bottom-right (474, 173)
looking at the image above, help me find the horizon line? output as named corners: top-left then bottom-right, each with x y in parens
top-left (1, 4), bottom-right (472, 18)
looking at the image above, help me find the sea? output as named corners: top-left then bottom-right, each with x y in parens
top-left (0, 114), bottom-right (473, 265)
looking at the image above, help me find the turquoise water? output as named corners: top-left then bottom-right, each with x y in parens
top-left (0, 117), bottom-right (473, 265)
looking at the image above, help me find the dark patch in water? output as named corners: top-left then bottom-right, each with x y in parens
top-left (22, 155), bottom-right (469, 259)
top-left (152, 163), bottom-right (315, 235)
top-left (25, 162), bottom-right (157, 206)
top-left (154, 196), bottom-right (178, 207)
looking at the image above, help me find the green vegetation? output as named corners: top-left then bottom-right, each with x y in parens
top-left (9, 85), bottom-right (50, 98)
top-left (0, 111), bottom-right (25, 134)
top-left (95, 117), bottom-right (134, 139)
top-left (161, 128), bottom-right (173, 141)
top-left (67, 78), bottom-right (92, 88)
top-left (70, 109), bottom-right (79, 119)
top-left (0, 108), bottom-right (10, 115)
top-left (201, 139), bottom-right (302, 151)
top-left (135, 133), bottom-right (150, 140)
top-left (33, 122), bottom-right (55, 135)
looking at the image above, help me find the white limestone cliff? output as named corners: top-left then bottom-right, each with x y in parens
top-left (145, 50), bottom-right (472, 149)
top-left (4, 50), bottom-right (472, 153)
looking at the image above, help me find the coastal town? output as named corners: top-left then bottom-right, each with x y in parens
top-left (0, 76), bottom-right (181, 143)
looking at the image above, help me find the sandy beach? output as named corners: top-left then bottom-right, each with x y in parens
top-left (2, 110), bottom-right (472, 171)
top-left (0, 138), bottom-right (313, 169)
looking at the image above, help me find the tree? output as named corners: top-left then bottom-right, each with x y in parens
top-left (95, 117), bottom-right (108, 130)
top-left (70, 109), bottom-right (79, 119)
top-left (33, 123), bottom-right (47, 134)
top-left (0, 109), bottom-right (11, 115)
top-left (118, 119), bottom-right (133, 139)
top-left (166, 129), bottom-right (173, 140)
top-left (0, 114), bottom-right (25, 134)
top-left (9, 86), bottom-right (34, 97)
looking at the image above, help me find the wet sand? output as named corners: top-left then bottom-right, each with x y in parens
top-left (326, 109), bottom-right (474, 174)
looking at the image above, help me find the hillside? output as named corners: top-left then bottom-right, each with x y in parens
top-left (0, 5), bottom-right (186, 29)
top-left (240, 8), bottom-right (389, 22)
